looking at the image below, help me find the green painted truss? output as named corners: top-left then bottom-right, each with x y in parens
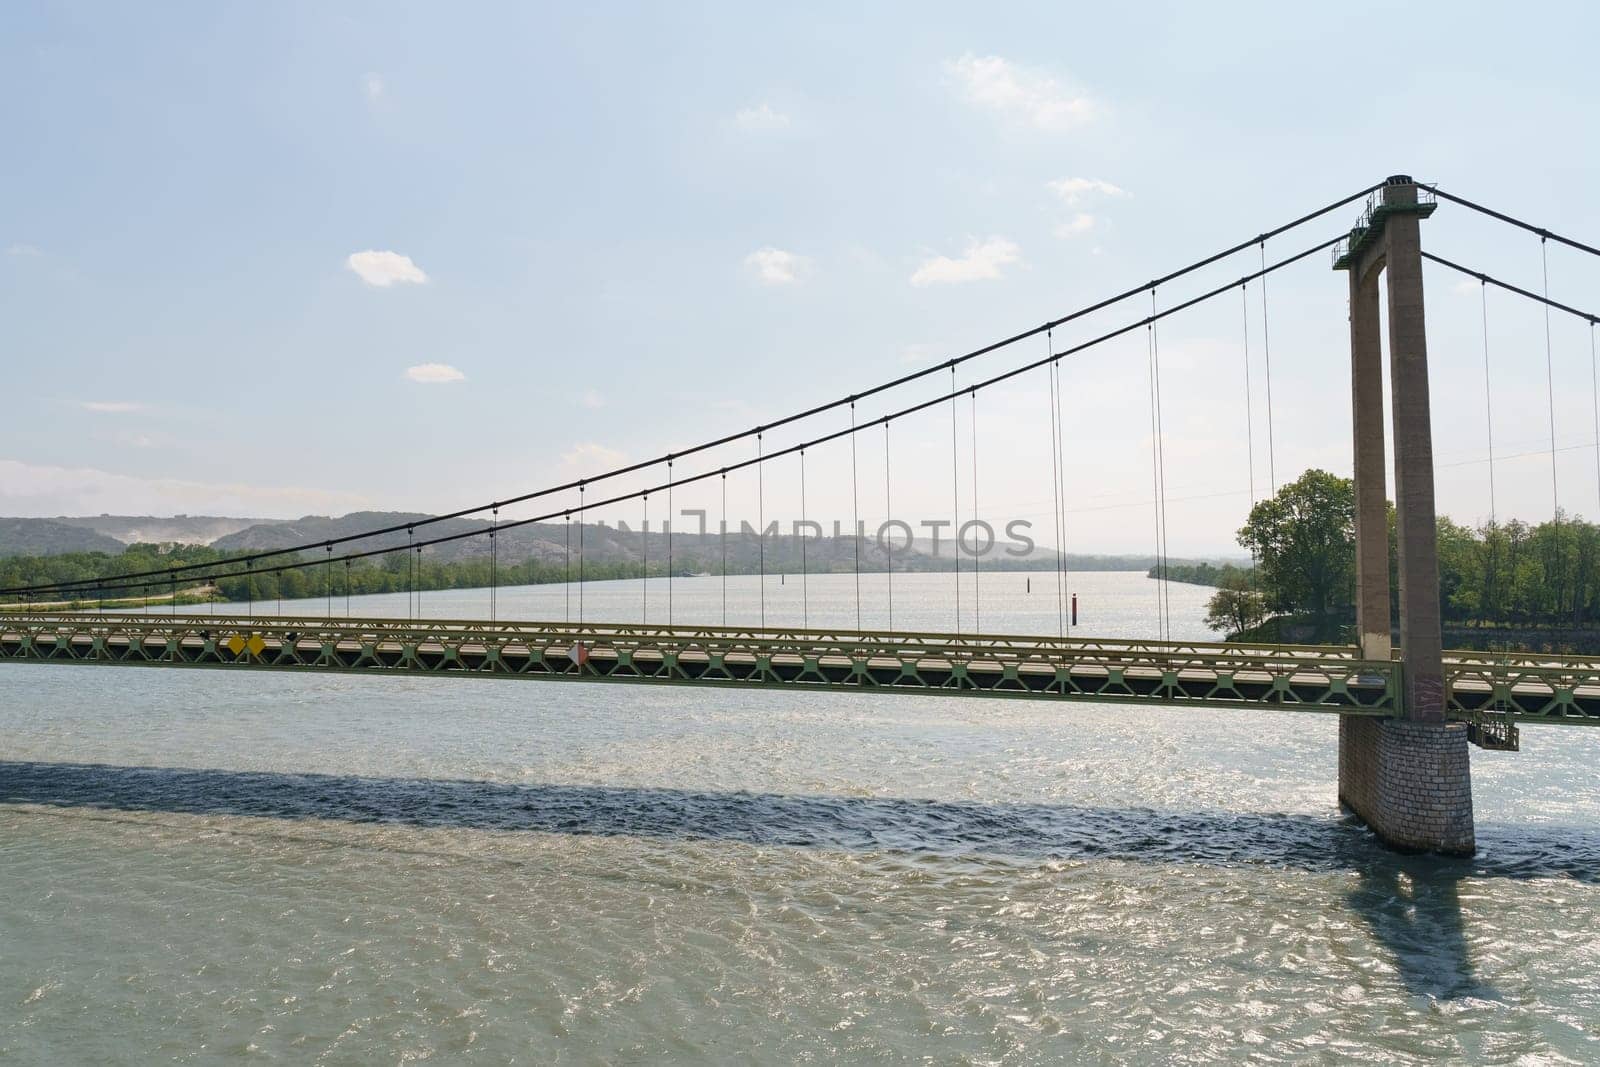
top-left (2, 612), bottom-right (1596, 722)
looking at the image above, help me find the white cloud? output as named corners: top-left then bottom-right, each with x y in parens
top-left (1055, 213), bottom-right (1097, 238)
top-left (1047, 177), bottom-right (1128, 205)
top-left (363, 73), bottom-right (384, 101)
top-left (580, 389), bottom-right (606, 409)
top-left (346, 250), bottom-right (428, 287)
top-left (0, 457), bottom-right (369, 518)
top-left (910, 237), bottom-right (1021, 287)
top-left (404, 363), bottom-right (465, 384)
top-left (1452, 279), bottom-right (1480, 296)
top-left (946, 53), bottom-right (1093, 131)
top-left (561, 442), bottom-right (627, 476)
top-left (81, 400), bottom-right (144, 414)
top-left (734, 103), bottom-right (789, 131)
top-left (6, 243), bottom-right (41, 257)
top-left (899, 343), bottom-right (937, 365)
top-left (744, 247), bottom-right (811, 286)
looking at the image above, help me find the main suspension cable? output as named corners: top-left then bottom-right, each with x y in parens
top-left (43, 236), bottom-right (1341, 604)
top-left (1424, 186), bottom-right (1600, 260)
top-left (1421, 252), bottom-right (1600, 324)
top-left (7, 188), bottom-right (1385, 602)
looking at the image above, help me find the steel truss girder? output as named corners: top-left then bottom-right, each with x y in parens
top-left (3, 612), bottom-right (1597, 722)
top-left (0, 612), bottom-right (1415, 717)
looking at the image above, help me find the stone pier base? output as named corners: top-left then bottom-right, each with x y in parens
top-left (1338, 717), bottom-right (1475, 855)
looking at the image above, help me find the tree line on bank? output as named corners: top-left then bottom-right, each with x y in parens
top-left (1167, 469), bottom-right (1600, 646)
top-left (0, 537), bottom-right (1155, 608)
top-left (0, 543), bottom-right (760, 607)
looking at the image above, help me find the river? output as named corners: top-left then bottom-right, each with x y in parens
top-left (2, 571), bottom-right (1598, 1063)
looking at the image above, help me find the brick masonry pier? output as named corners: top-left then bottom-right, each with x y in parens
top-left (1338, 717), bottom-right (1474, 855)
top-left (1334, 176), bottom-right (1475, 855)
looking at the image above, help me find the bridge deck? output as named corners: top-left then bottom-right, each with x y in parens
top-left (2, 613), bottom-right (1597, 724)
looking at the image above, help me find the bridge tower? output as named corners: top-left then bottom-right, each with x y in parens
top-left (1333, 175), bottom-right (1474, 855)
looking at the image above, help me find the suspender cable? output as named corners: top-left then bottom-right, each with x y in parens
top-left (324, 544), bottom-right (332, 619)
top-left (407, 526), bottom-right (415, 620)
top-left (720, 470), bottom-right (727, 625)
top-left (344, 558), bottom-right (350, 617)
top-left (490, 505), bottom-right (498, 623)
top-left (1480, 280), bottom-right (1497, 523)
top-left (246, 565), bottom-right (252, 616)
top-left (850, 400), bottom-right (861, 631)
top-left (757, 432), bottom-right (766, 628)
top-left (1259, 241), bottom-right (1278, 494)
top-left (883, 419), bottom-right (894, 631)
top-left (1046, 331), bottom-right (1065, 639)
top-left (970, 388), bottom-right (981, 634)
top-left (641, 493), bottom-right (649, 624)
top-left (1146, 316), bottom-right (1166, 640)
top-left (578, 484), bottom-right (586, 625)
top-left (667, 459), bottom-right (674, 626)
top-left (1241, 283), bottom-right (1257, 509)
top-left (563, 513), bottom-right (571, 623)
top-left (50, 236), bottom-right (1340, 605)
top-left (1053, 349), bottom-right (1070, 636)
top-left (950, 364), bottom-right (961, 633)
top-left (799, 449), bottom-right (810, 628)
top-left (415, 546), bottom-right (423, 617)
top-left (1152, 289), bottom-right (1172, 640)
top-left (1542, 237), bottom-right (1560, 521)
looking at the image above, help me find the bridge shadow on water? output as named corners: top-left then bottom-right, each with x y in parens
top-left (5, 759), bottom-right (1596, 1000)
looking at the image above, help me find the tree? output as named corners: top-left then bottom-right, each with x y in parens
top-left (1205, 571), bottom-right (1267, 636)
top-left (1236, 469), bottom-right (1355, 621)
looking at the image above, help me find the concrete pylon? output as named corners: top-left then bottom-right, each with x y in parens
top-left (1332, 175), bottom-right (1473, 856)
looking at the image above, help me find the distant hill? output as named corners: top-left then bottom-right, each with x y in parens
top-left (0, 518), bottom-right (127, 557)
top-left (3, 509), bottom-right (1241, 572)
top-left (47, 514), bottom-right (281, 546)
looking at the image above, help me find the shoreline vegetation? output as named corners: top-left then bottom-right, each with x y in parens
top-left (1151, 469), bottom-right (1600, 654)
top-left (0, 531), bottom-right (1190, 613)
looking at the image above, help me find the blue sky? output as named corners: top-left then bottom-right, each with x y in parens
top-left (4, 1), bottom-right (1598, 553)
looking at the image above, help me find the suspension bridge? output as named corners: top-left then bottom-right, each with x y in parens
top-left (5, 175), bottom-right (1600, 856)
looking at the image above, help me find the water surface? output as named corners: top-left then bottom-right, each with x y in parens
top-left (3, 572), bottom-right (1598, 1063)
